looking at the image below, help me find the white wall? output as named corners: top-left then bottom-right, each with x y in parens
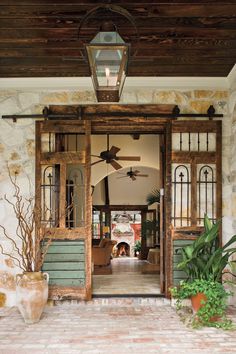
top-left (91, 134), bottom-right (159, 185)
top-left (93, 166), bottom-right (160, 205)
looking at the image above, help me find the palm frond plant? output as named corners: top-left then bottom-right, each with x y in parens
top-left (177, 215), bottom-right (236, 282)
top-left (146, 189), bottom-right (160, 206)
top-left (170, 214), bottom-right (236, 329)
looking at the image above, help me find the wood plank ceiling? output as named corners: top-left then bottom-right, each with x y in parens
top-left (0, 0), bottom-right (236, 78)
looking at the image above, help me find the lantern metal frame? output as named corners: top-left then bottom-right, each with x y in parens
top-left (86, 35), bottom-right (130, 102)
top-left (77, 4), bottom-right (138, 102)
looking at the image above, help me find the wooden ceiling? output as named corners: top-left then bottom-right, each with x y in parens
top-left (0, 1), bottom-right (236, 78)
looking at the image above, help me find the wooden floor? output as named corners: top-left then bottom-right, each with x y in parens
top-left (92, 257), bottom-right (161, 296)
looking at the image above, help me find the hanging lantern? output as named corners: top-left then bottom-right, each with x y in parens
top-left (86, 23), bottom-right (129, 102)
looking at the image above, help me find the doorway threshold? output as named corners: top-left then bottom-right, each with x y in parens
top-left (91, 294), bottom-right (169, 306)
top-left (92, 293), bottom-right (164, 298)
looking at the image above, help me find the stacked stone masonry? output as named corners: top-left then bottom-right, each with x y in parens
top-left (0, 88), bottom-right (235, 306)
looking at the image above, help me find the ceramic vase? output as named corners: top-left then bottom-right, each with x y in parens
top-left (16, 271), bottom-right (49, 324)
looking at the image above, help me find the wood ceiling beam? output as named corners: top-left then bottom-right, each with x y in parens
top-left (0, 4), bottom-right (236, 18)
top-left (1, 17), bottom-right (236, 29)
top-left (0, 66), bottom-right (230, 77)
top-left (0, 1), bottom-right (235, 78)
top-left (0, 38), bottom-right (235, 50)
top-left (1, 48), bottom-right (236, 60)
top-left (0, 55), bottom-right (235, 66)
top-left (2, 0), bottom-right (236, 3)
top-left (2, 27), bottom-right (236, 40)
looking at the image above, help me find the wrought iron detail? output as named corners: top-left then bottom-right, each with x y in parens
top-left (172, 164), bottom-right (191, 227)
top-left (175, 132), bottom-right (215, 152)
top-left (41, 165), bottom-right (60, 227)
top-left (66, 167), bottom-right (85, 228)
top-left (197, 165), bottom-right (216, 224)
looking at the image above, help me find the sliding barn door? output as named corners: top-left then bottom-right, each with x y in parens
top-left (35, 120), bottom-right (92, 300)
top-left (165, 120), bottom-right (222, 296)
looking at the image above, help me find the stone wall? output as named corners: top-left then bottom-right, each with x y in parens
top-left (229, 96), bottom-right (236, 236)
top-left (0, 87), bottom-right (233, 306)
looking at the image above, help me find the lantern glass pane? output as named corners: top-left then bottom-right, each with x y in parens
top-left (91, 47), bottom-right (125, 87)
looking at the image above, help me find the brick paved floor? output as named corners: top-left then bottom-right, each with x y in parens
top-left (0, 298), bottom-right (236, 354)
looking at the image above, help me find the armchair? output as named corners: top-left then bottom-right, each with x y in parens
top-left (92, 239), bottom-right (117, 266)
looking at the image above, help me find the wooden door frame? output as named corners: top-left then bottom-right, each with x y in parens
top-left (35, 120), bottom-right (92, 300)
top-left (43, 104), bottom-right (176, 298)
top-left (36, 104), bottom-right (222, 299)
top-left (36, 104), bottom-right (222, 297)
top-left (167, 120), bottom-right (222, 297)
top-left (88, 116), bottom-right (222, 298)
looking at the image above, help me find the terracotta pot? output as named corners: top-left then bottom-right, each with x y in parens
top-left (191, 292), bottom-right (219, 322)
top-left (191, 292), bottom-right (207, 312)
top-left (16, 272), bottom-right (49, 324)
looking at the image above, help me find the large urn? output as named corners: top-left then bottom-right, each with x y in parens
top-left (16, 272), bottom-right (49, 324)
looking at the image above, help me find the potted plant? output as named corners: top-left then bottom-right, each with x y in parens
top-left (170, 214), bottom-right (236, 329)
top-left (133, 240), bottom-right (141, 257)
top-left (0, 171), bottom-right (51, 324)
top-left (171, 278), bottom-right (233, 329)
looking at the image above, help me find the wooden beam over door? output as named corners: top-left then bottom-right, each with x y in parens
top-left (48, 104), bottom-right (176, 118)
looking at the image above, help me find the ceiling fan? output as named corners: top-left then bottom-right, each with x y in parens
top-left (91, 135), bottom-right (141, 170)
top-left (117, 167), bottom-right (149, 181)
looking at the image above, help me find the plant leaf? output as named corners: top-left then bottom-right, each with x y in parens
top-left (146, 189), bottom-right (160, 205)
top-left (204, 214), bottom-right (213, 233)
top-left (222, 235), bottom-right (236, 250)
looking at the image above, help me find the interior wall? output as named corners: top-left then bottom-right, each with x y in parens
top-left (91, 134), bottom-right (159, 185)
top-left (93, 166), bottom-right (160, 205)
top-left (0, 87), bottom-right (231, 306)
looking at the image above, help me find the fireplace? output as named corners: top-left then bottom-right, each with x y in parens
top-left (116, 242), bottom-right (130, 257)
top-left (111, 211), bottom-right (141, 257)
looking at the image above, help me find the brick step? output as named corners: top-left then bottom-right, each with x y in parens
top-left (50, 296), bottom-right (170, 307)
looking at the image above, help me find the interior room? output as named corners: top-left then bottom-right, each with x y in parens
top-left (91, 133), bottom-right (162, 296)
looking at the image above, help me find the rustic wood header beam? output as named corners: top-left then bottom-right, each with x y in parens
top-left (1, 105), bottom-right (223, 122)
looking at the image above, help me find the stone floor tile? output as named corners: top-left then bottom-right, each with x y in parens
top-left (0, 302), bottom-right (235, 354)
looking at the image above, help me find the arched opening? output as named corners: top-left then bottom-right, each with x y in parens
top-left (116, 242), bottom-right (130, 257)
top-left (91, 133), bottom-right (162, 296)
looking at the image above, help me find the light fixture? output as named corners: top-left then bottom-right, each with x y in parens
top-left (86, 21), bottom-right (129, 102)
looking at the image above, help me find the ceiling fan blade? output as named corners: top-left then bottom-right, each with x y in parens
top-left (137, 174), bottom-right (149, 177)
top-left (117, 175), bottom-right (129, 179)
top-left (109, 146), bottom-right (120, 155)
top-left (110, 160), bottom-right (123, 170)
top-left (133, 170), bottom-right (140, 174)
top-left (131, 176), bottom-right (136, 181)
top-left (91, 159), bottom-right (104, 166)
top-left (91, 154), bottom-right (102, 158)
top-left (116, 156), bottom-right (141, 161)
